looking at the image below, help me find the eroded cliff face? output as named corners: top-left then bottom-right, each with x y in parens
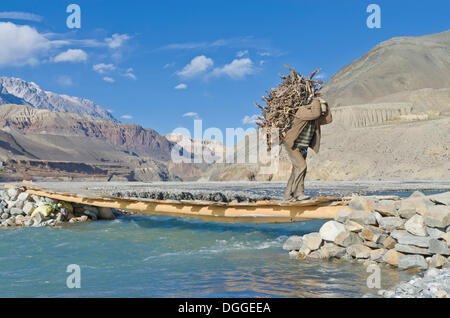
top-left (0, 104), bottom-right (173, 161)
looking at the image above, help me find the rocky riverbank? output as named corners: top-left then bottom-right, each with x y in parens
top-left (376, 267), bottom-right (450, 298)
top-left (0, 187), bottom-right (115, 228)
top-left (284, 191), bottom-right (450, 271)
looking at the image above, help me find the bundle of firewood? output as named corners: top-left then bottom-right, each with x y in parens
top-left (255, 65), bottom-right (323, 148)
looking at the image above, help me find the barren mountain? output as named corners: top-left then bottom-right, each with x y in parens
top-left (0, 104), bottom-right (173, 161)
top-left (0, 77), bottom-right (116, 121)
top-left (322, 30), bottom-right (450, 107)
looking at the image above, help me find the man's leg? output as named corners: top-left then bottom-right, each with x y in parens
top-left (283, 144), bottom-right (308, 200)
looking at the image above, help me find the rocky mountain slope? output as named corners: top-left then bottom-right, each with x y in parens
top-left (322, 30), bottom-right (450, 107)
top-left (0, 77), bottom-right (116, 121)
top-left (0, 104), bottom-right (173, 161)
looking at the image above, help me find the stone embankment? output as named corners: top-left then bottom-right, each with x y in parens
top-left (0, 187), bottom-right (115, 228)
top-left (284, 191), bottom-right (450, 271)
top-left (376, 267), bottom-right (450, 298)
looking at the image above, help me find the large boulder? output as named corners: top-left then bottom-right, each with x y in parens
top-left (283, 236), bottom-right (303, 251)
top-left (335, 231), bottom-right (363, 247)
top-left (398, 255), bottom-right (428, 270)
top-left (382, 249), bottom-right (404, 266)
top-left (370, 248), bottom-right (386, 262)
top-left (394, 244), bottom-right (431, 255)
top-left (429, 239), bottom-right (450, 255)
top-left (374, 200), bottom-right (398, 217)
top-left (97, 207), bottom-right (115, 220)
top-left (319, 221), bottom-right (347, 242)
top-left (405, 214), bottom-right (427, 236)
top-left (391, 230), bottom-right (431, 248)
top-left (347, 210), bottom-right (377, 225)
top-left (428, 191), bottom-right (450, 206)
top-left (346, 244), bottom-right (371, 259)
top-left (378, 217), bottom-right (405, 232)
top-left (7, 188), bottom-right (19, 201)
top-left (302, 233), bottom-right (322, 251)
top-left (321, 243), bottom-right (346, 258)
top-left (424, 205), bottom-right (450, 228)
top-left (349, 196), bottom-right (375, 212)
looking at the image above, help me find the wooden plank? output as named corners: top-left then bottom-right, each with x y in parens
top-left (5, 184), bottom-right (350, 224)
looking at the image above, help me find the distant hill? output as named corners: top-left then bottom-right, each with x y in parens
top-left (322, 30), bottom-right (450, 107)
top-left (0, 76), bottom-right (116, 121)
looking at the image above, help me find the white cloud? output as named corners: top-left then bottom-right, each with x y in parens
top-left (236, 50), bottom-right (248, 57)
top-left (0, 11), bottom-right (43, 22)
top-left (121, 115), bottom-right (133, 120)
top-left (93, 63), bottom-right (115, 74)
top-left (177, 55), bottom-right (213, 78)
top-left (163, 62), bottom-right (175, 69)
top-left (242, 115), bottom-right (259, 125)
top-left (212, 58), bottom-right (255, 79)
top-left (0, 22), bottom-right (54, 67)
top-left (56, 75), bottom-right (73, 87)
top-left (53, 49), bottom-right (87, 63)
top-left (183, 112), bottom-right (198, 118)
top-left (103, 77), bottom-right (115, 83)
top-left (174, 83), bottom-right (187, 90)
top-left (123, 68), bottom-right (136, 80)
top-left (105, 33), bottom-right (131, 49)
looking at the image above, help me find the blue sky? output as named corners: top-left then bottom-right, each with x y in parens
top-left (0, 0), bottom-right (449, 137)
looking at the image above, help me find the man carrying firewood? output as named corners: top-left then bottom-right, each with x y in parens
top-left (282, 97), bottom-right (332, 201)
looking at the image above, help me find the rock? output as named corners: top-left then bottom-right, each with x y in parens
top-left (427, 227), bottom-right (445, 239)
top-left (349, 196), bottom-right (374, 212)
top-left (378, 217), bottom-right (405, 232)
top-left (428, 191), bottom-right (450, 206)
top-left (373, 211), bottom-right (383, 224)
top-left (391, 230), bottom-right (431, 248)
top-left (24, 219), bottom-right (33, 227)
top-left (288, 250), bottom-right (299, 259)
top-left (319, 221), bottom-right (347, 242)
top-left (441, 232), bottom-right (450, 246)
top-left (302, 233), bottom-right (322, 251)
top-left (10, 207), bottom-right (24, 216)
top-left (5, 217), bottom-right (15, 226)
top-left (296, 246), bottom-right (311, 259)
top-left (97, 207), bottom-right (115, 220)
top-left (361, 227), bottom-right (381, 242)
top-left (405, 214), bottom-right (427, 236)
top-left (423, 205), bottom-right (450, 228)
top-left (84, 206), bottom-right (99, 215)
top-left (83, 210), bottom-right (98, 220)
top-left (32, 211), bottom-right (42, 226)
top-left (17, 192), bottom-right (30, 201)
top-left (383, 236), bottom-right (397, 249)
top-left (429, 239), bottom-right (450, 255)
top-left (410, 191), bottom-right (425, 198)
top-left (429, 254), bottom-right (447, 268)
top-left (283, 236), bottom-right (303, 251)
top-left (382, 249), bottom-right (404, 266)
top-left (1, 212), bottom-right (9, 219)
top-left (374, 200), bottom-right (398, 216)
top-left (306, 250), bottom-right (324, 259)
top-left (347, 210), bottom-right (377, 225)
top-left (321, 243), bottom-right (346, 258)
top-left (398, 255), bottom-right (428, 270)
top-left (434, 290), bottom-right (448, 298)
top-left (346, 244), bottom-right (371, 259)
top-left (370, 248), bottom-right (386, 262)
top-left (394, 244), bottom-right (431, 255)
top-left (22, 202), bottom-right (35, 215)
top-left (335, 209), bottom-right (351, 223)
top-left (335, 231), bottom-right (363, 247)
top-left (7, 188), bottom-right (19, 201)
top-left (344, 220), bottom-right (364, 232)
top-left (15, 215), bottom-right (26, 226)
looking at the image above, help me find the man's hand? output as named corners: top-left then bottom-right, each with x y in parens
top-left (319, 98), bottom-right (328, 114)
